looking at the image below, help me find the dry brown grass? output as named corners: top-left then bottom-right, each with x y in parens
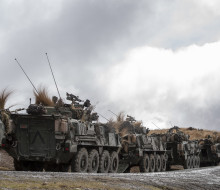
top-left (149, 127), bottom-right (220, 142)
top-left (0, 88), bottom-right (14, 109)
top-left (34, 86), bottom-right (54, 106)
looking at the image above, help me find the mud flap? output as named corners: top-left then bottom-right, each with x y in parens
top-left (117, 162), bottom-right (130, 173)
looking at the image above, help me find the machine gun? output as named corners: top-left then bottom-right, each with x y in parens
top-left (126, 115), bottom-right (136, 123)
top-left (11, 108), bottom-right (25, 114)
top-left (66, 92), bottom-right (83, 103)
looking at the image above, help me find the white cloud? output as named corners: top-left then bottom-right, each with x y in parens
top-left (99, 41), bottom-right (220, 129)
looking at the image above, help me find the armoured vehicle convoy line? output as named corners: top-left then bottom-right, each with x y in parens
top-left (0, 98), bottom-right (220, 173)
top-left (0, 93), bottom-right (168, 173)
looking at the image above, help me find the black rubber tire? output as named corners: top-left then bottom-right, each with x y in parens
top-left (197, 155), bottom-right (200, 168)
top-left (155, 154), bottom-right (162, 172)
top-left (139, 153), bottom-right (150, 173)
top-left (71, 148), bottom-right (88, 173)
top-left (88, 149), bottom-right (99, 173)
top-left (190, 156), bottom-right (194, 169)
top-left (184, 156), bottom-right (191, 169)
top-left (160, 155), bottom-right (166, 172)
top-left (109, 151), bottom-right (119, 173)
top-left (149, 154), bottom-right (155, 172)
top-left (192, 156), bottom-right (197, 168)
top-left (98, 150), bottom-right (110, 173)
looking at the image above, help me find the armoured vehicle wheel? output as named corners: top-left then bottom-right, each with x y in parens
top-left (98, 150), bottom-right (110, 173)
top-left (155, 154), bottom-right (161, 172)
top-left (192, 156), bottom-right (197, 168)
top-left (184, 156), bottom-right (191, 169)
top-left (160, 155), bottom-right (166, 172)
top-left (194, 156), bottom-right (198, 168)
top-left (190, 156), bottom-right (194, 169)
top-left (72, 148), bottom-right (88, 173)
top-left (149, 154), bottom-right (155, 172)
top-left (197, 155), bottom-right (200, 168)
top-left (139, 153), bottom-right (150, 173)
top-left (88, 149), bottom-right (99, 173)
top-left (109, 151), bottom-right (119, 173)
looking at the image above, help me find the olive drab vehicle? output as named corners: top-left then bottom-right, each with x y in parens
top-left (0, 115), bottom-right (5, 148)
top-left (199, 138), bottom-right (220, 166)
top-left (118, 116), bottom-right (167, 173)
top-left (163, 126), bottom-right (200, 169)
top-left (2, 93), bottom-right (121, 173)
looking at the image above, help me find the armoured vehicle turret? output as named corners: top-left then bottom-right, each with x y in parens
top-left (2, 93), bottom-right (121, 173)
top-left (162, 126), bottom-right (200, 169)
top-left (199, 138), bottom-right (220, 166)
top-left (117, 116), bottom-right (167, 173)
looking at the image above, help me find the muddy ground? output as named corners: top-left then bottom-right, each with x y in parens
top-left (1, 149), bottom-right (220, 190)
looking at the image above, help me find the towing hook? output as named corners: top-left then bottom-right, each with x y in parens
top-left (56, 143), bottom-right (61, 151)
top-left (11, 141), bottom-right (17, 148)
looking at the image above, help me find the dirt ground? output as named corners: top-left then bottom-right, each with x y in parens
top-left (0, 149), bottom-right (220, 190)
top-left (0, 149), bottom-right (14, 171)
top-left (0, 166), bottom-right (219, 190)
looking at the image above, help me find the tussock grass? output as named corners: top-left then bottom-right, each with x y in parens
top-left (0, 88), bottom-right (14, 109)
top-left (34, 86), bottom-right (54, 106)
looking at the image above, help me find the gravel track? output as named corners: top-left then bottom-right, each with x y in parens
top-left (0, 166), bottom-right (220, 190)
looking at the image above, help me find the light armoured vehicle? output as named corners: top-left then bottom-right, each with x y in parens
top-left (162, 126), bottom-right (200, 169)
top-left (199, 138), bottom-right (220, 166)
top-left (1, 93), bottom-right (121, 173)
top-left (117, 116), bottom-right (167, 173)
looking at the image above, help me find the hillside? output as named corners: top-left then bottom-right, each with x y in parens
top-left (149, 127), bottom-right (220, 141)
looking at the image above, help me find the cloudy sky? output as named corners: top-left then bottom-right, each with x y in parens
top-left (1, 0), bottom-right (220, 130)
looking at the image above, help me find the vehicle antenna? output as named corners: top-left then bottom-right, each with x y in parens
top-left (169, 121), bottom-right (174, 128)
top-left (108, 110), bottom-right (118, 117)
top-left (97, 112), bottom-right (110, 122)
top-left (15, 58), bottom-right (39, 94)
top-left (152, 122), bottom-right (161, 130)
top-left (45, 53), bottom-right (61, 100)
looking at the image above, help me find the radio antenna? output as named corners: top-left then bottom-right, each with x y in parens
top-left (108, 110), bottom-right (117, 117)
top-left (15, 58), bottom-right (39, 94)
top-left (97, 112), bottom-right (110, 122)
top-left (152, 122), bottom-right (161, 130)
top-left (45, 53), bottom-right (61, 100)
